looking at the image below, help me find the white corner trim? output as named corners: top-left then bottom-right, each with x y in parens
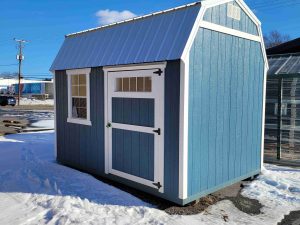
top-left (257, 26), bottom-right (269, 69)
top-left (235, 0), bottom-right (268, 69)
top-left (260, 65), bottom-right (268, 170)
top-left (200, 21), bottom-right (261, 42)
top-left (51, 70), bottom-right (57, 159)
top-left (66, 68), bottom-right (92, 126)
top-left (235, 0), bottom-right (261, 26)
top-left (178, 57), bottom-right (189, 200)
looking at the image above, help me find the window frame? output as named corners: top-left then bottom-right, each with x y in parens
top-left (66, 68), bottom-right (92, 126)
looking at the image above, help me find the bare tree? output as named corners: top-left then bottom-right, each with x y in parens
top-left (264, 30), bottom-right (291, 49)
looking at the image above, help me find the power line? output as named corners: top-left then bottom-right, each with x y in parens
top-left (0, 63), bottom-right (18, 67)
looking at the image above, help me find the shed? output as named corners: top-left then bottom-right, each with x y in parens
top-left (264, 39), bottom-right (300, 163)
top-left (50, 0), bottom-right (268, 205)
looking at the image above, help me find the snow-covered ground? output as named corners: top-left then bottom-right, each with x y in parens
top-left (20, 98), bottom-right (54, 105)
top-left (0, 131), bottom-right (299, 225)
top-left (30, 120), bottom-right (54, 129)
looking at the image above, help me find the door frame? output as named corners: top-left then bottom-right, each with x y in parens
top-left (103, 62), bottom-right (166, 193)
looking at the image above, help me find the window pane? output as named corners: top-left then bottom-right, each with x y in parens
top-left (123, 78), bottom-right (129, 92)
top-left (72, 97), bottom-right (87, 119)
top-left (130, 77), bottom-right (136, 92)
top-left (145, 77), bottom-right (152, 92)
top-left (79, 86), bottom-right (86, 97)
top-left (79, 74), bottom-right (86, 85)
top-left (79, 98), bottom-right (86, 108)
top-left (71, 75), bottom-right (78, 85)
top-left (137, 77), bottom-right (144, 92)
top-left (77, 108), bottom-right (87, 119)
top-left (116, 78), bottom-right (122, 91)
top-left (72, 85), bottom-right (79, 96)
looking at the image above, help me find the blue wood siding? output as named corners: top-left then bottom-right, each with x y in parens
top-left (112, 129), bottom-right (154, 180)
top-left (187, 28), bottom-right (264, 198)
top-left (55, 60), bottom-right (181, 203)
top-left (203, 1), bottom-right (258, 36)
top-left (112, 98), bottom-right (154, 127)
top-left (56, 68), bottom-right (105, 174)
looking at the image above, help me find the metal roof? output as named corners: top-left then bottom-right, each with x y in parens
top-left (50, 3), bottom-right (201, 71)
top-left (268, 53), bottom-right (300, 76)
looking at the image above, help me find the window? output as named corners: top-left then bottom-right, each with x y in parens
top-left (115, 76), bottom-right (152, 92)
top-left (227, 3), bottom-right (241, 21)
top-left (66, 68), bottom-right (91, 125)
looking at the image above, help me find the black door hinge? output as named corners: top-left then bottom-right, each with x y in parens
top-left (153, 128), bottom-right (161, 135)
top-left (153, 69), bottom-right (163, 76)
top-left (153, 181), bottom-right (162, 190)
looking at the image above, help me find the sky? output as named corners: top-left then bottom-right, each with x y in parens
top-left (0, 0), bottom-right (299, 79)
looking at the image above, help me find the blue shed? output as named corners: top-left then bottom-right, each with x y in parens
top-left (50, 0), bottom-right (268, 205)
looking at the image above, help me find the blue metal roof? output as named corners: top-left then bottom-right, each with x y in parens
top-left (50, 3), bottom-right (201, 71)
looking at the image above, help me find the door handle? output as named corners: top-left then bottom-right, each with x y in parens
top-left (153, 128), bottom-right (161, 135)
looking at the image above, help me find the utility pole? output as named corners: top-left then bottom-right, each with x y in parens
top-left (14, 38), bottom-right (28, 106)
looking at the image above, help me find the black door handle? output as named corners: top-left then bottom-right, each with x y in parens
top-left (153, 128), bottom-right (161, 135)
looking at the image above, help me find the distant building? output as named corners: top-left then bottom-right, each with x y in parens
top-left (0, 78), bottom-right (53, 98)
top-left (265, 38), bottom-right (300, 164)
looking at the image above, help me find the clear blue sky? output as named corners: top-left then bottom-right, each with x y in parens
top-left (0, 0), bottom-right (299, 79)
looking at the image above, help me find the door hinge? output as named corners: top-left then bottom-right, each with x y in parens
top-left (153, 128), bottom-right (161, 135)
top-left (106, 122), bottom-right (112, 128)
top-left (153, 69), bottom-right (163, 76)
top-left (153, 181), bottom-right (162, 190)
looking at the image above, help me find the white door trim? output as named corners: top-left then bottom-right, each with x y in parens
top-left (104, 63), bottom-right (165, 193)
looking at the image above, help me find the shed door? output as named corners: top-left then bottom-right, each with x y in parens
top-left (106, 67), bottom-right (164, 192)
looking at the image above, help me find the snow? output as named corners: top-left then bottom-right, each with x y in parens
top-left (20, 98), bottom-right (54, 105)
top-left (0, 131), bottom-right (299, 225)
top-left (30, 120), bottom-right (54, 129)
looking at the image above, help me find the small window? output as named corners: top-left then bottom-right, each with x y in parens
top-left (115, 76), bottom-right (152, 92)
top-left (227, 3), bottom-right (241, 21)
top-left (67, 68), bottom-right (91, 125)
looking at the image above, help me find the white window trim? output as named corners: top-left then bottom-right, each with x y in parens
top-left (66, 68), bottom-right (92, 126)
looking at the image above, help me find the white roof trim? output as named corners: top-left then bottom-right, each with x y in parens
top-left (182, 0), bottom-right (268, 68)
top-left (66, 2), bottom-right (201, 37)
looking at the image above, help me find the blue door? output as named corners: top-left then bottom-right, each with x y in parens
top-left (106, 66), bottom-right (165, 192)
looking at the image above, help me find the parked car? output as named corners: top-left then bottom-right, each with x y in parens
top-left (0, 96), bottom-right (16, 106)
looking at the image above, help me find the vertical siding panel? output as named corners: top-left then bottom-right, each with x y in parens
top-left (164, 60), bottom-right (180, 199)
top-left (241, 40), bottom-right (250, 175)
top-left (208, 30), bottom-right (218, 187)
top-left (202, 29), bottom-right (211, 192)
top-left (123, 130), bottom-right (132, 174)
top-left (216, 32), bottom-right (225, 185)
top-left (236, 38), bottom-right (244, 177)
top-left (222, 34), bottom-right (232, 183)
top-left (188, 32), bottom-right (196, 195)
top-left (131, 132), bottom-right (140, 176)
top-left (229, 36), bottom-right (237, 180)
